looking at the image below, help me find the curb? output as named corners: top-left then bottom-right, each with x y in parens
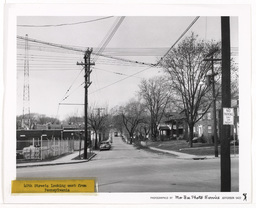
top-left (179, 156), bottom-right (207, 160)
top-left (16, 153), bottom-right (97, 168)
top-left (147, 146), bottom-right (211, 160)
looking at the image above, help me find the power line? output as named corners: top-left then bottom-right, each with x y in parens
top-left (93, 52), bottom-right (155, 66)
top-left (17, 35), bottom-right (155, 66)
top-left (59, 65), bottom-right (152, 101)
top-left (61, 81), bottom-right (85, 102)
top-left (60, 68), bottom-right (84, 102)
top-left (89, 66), bottom-right (153, 94)
top-left (91, 16), bottom-right (125, 105)
top-left (94, 17), bottom-right (125, 61)
top-left (60, 16), bottom-right (125, 107)
top-left (93, 67), bottom-right (142, 79)
top-left (17, 16), bottom-right (114, 27)
top-left (157, 16), bottom-right (200, 65)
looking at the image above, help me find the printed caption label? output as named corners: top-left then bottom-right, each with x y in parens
top-left (12, 179), bottom-right (96, 193)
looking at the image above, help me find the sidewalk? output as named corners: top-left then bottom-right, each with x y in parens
top-left (16, 150), bottom-right (96, 168)
top-left (148, 146), bottom-right (207, 160)
top-left (148, 146), bottom-right (239, 160)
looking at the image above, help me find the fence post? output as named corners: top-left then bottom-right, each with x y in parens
top-left (53, 137), bottom-right (55, 156)
top-left (59, 138), bottom-right (60, 156)
top-left (47, 138), bottom-right (49, 157)
top-left (41, 135), bottom-right (43, 160)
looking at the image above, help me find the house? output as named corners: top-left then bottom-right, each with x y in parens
top-left (194, 99), bottom-right (239, 143)
top-left (158, 112), bottom-right (187, 141)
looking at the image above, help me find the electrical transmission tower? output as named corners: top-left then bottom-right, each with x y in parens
top-left (22, 34), bottom-right (31, 129)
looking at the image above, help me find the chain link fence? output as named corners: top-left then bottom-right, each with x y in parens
top-left (17, 130), bottom-right (85, 161)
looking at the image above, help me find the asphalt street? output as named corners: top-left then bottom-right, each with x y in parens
top-left (16, 136), bottom-right (239, 192)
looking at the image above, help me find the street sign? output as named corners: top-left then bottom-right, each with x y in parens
top-left (223, 108), bottom-right (234, 125)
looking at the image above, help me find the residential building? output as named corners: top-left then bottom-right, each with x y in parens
top-left (194, 99), bottom-right (239, 143)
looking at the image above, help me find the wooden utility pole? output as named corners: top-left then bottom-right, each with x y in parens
top-left (220, 16), bottom-right (231, 192)
top-left (77, 48), bottom-right (95, 159)
top-left (211, 57), bottom-right (218, 158)
top-left (94, 108), bottom-right (105, 116)
top-left (204, 51), bottom-right (221, 157)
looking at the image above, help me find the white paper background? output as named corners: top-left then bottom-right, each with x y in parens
top-left (1, 1), bottom-right (255, 207)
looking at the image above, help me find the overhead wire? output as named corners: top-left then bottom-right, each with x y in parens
top-left (86, 16), bottom-right (201, 94)
top-left (156, 16), bottom-right (200, 66)
top-left (89, 66), bottom-right (154, 95)
top-left (17, 35), bottom-right (156, 66)
top-left (61, 81), bottom-right (85, 102)
top-left (18, 16), bottom-right (114, 27)
top-left (18, 16), bottom-right (203, 106)
top-left (60, 68), bottom-right (84, 102)
top-left (93, 17), bottom-right (125, 62)
top-left (90, 16), bottom-right (125, 106)
top-left (93, 67), bottom-right (142, 79)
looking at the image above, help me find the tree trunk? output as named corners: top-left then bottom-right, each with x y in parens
top-left (150, 120), bottom-right (154, 141)
top-left (94, 132), bottom-right (98, 150)
top-left (189, 124), bottom-right (194, 148)
top-left (129, 133), bottom-right (133, 144)
top-left (151, 123), bottom-right (158, 141)
top-left (176, 122), bottom-right (180, 139)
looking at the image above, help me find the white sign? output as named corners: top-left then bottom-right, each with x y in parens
top-left (223, 108), bottom-right (234, 125)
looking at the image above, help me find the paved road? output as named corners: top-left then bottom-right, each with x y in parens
top-left (17, 136), bottom-right (239, 192)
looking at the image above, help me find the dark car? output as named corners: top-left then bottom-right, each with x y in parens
top-left (99, 141), bottom-right (111, 151)
top-left (230, 139), bottom-right (239, 145)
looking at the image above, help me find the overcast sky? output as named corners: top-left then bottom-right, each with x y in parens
top-left (16, 16), bottom-right (238, 121)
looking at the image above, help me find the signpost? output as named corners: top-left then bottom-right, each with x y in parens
top-left (223, 108), bottom-right (234, 125)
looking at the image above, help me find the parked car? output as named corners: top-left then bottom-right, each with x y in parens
top-left (192, 136), bottom-right (206, 143)
top-left (99, 141), bottom-right (111, 151)
top-left (230, 139), bottom-right (239, 145)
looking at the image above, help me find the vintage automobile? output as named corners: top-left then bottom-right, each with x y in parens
top-left (99, 141), bottom-right (111, 151)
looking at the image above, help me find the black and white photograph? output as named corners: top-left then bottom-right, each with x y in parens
top-left (15, 15), bottom-right (240, 193)
top-left (2, 2), bottom-right (253, 207)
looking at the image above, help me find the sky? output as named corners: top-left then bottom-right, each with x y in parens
top-left (16, 16), bottom-right (238, 121)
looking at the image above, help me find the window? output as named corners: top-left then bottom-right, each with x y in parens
top-left (208, 126), bottom-right (212, 134)
top-left (207, 112), bottom-right (211, 120)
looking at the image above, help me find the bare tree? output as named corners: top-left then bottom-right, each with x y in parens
top-left (88, 108), bottom-right (109, 149)
top-left (119, 100), bottom-right (146, 144)
top-left (136, 115), bottom-right (151, 140)
top-left (16, 113), bottom-right (61, 130)
top-left (111, 114), bottom-right (124, 136)
top-left (138, 76), bottom-right (172, 141)
top-left (160, 33), bottom-right (220, 147)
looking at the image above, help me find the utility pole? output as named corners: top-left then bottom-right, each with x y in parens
top-left (220, 16), bottom-right (231, 192)
top-left (211, 58), bottom-right (218, 158)
top-left (77, 48), bottom-right (95, 159)
top-left (94, 108), bottom-right (105, 116)
top-left (204, 50), bottom-right (221, 157)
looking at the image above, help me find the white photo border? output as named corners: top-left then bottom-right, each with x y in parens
top-left (3, 2), bottom-right (252, 205)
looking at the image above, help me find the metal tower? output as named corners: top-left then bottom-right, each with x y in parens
top-left (22, 34), bottom-right (31, 129)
